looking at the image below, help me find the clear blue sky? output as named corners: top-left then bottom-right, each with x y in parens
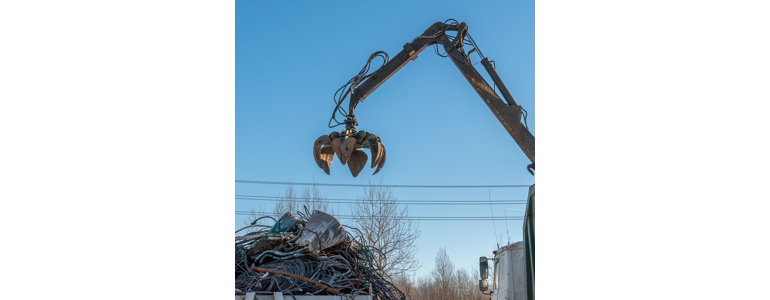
top-left (236, 0), bottom-right (534, 278)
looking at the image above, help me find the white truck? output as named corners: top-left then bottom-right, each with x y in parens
top-left (479, 185), bottom-right (534, 300)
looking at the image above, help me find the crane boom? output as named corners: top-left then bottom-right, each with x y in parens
top-left (314, 21), bottom-right (535, 176)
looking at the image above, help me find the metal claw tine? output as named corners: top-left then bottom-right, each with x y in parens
top-left (347, 149), bottom-right (368, 177)
top-left (331, 137), bottom-right (342, 164)
top-left (366, 134), bottom-right (382, 168)
top-left (338, 137), bottom-right (356, 165)
top-left (313, 135), bottom-right (332, 170)
top-left (373, 144), bottom-right (386, 175)
top-left (319, 146), bottom-right (334, 175)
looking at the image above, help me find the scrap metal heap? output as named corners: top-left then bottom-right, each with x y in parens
top-left (235, 209), bottom-right (405, 300)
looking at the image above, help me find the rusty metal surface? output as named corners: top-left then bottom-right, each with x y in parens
top-left (338, 135), bottom-right (356, 165)
top-left (440, 22), bottom-right (535, 167)
top-left (372, 145), bottom-right (386, 175)
top-left (365, 133), bottom-right (382, 168)
top-left (318, 147), bottom-right (334, 175)
top-left (347, 149), bottom-right (368, 177)
top-left (313, 135), bottom-right (333, 175)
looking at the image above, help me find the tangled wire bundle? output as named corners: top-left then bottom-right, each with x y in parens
top-left (235, 208), bottom-right (405, 300)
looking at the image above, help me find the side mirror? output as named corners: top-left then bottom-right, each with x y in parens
top-left (479, 256), bottom-right (488, 279)
top-left (479, 279), bottom-right (488, 291)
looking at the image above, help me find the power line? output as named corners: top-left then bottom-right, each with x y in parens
top-left (235, 216), bottom-right (523, 221)
top-left (235, 195), bottom-right (527, 205)
top-left (235, 199), bottom-right (526, 206)
top-left (235, 212), bottom-right (524, 218)
top-left (234, 211), bottom-right (523, 220)
top-left (235, 180), bottom-right (531, 188)
top-left (236, 195), bottom-right (526, 202)
top-left (235, 215), bottom-right (522, 221)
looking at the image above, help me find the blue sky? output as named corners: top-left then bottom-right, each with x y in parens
top-left (236, 0), bottom-right (534, 278)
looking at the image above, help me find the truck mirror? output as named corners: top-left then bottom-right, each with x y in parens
top-left (479, 279), bottom-right (488, 291)
top-left (479, 256), bottom-right (488, 279)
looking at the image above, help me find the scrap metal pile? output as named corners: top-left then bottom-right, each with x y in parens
top-left (235, 209), bottom-right (405, 300)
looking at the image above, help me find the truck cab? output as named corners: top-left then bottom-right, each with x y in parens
top-left (479, 184), bottom-right (534, 300)
top-left (480, 242), bottom-right (528, 300)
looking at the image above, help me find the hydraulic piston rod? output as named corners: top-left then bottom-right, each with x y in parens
top-left (480, 57), bottom-right (518, 107)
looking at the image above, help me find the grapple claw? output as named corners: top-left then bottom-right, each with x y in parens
top-left (314, 130), bottom-right (386, 176)
top-left (318, 147), bottom-right (334, 175)
top-left (347, 149), bottom-right (368, 177)
top-left (372, 144), bottom-right (386, 175)
top-left (337, 136), bottom-right (356, 165)
top-left (366, 133), bottom-right (383, 169)
top-left (313, 135), bottom-right (332, 169)
top-left (331, 137), bottom-right (342, 163)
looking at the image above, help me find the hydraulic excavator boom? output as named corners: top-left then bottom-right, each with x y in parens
top-left (313, 20), bottom-right (535, 177)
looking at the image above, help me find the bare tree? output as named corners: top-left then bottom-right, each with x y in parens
top-left (243, 180), bottom-right (331, 230)
top-left (351, 179), bottom-right (421, 278)
top-left (405, 248), bottom-right (488, 300)
top-left (414, 275), bottom-right (436, 300)
top-left (272, 180), bottom-right (331, 218)
top-left (391, 271), bottom-right (416, 300)
top-left (431, 247), bottom-right (456, 300)
top-left (240, 205), bottom-right (271, 234)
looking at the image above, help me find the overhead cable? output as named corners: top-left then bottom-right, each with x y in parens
top-left (235, 180), bottom-right (531, 188)
top-left (236, 195), bottom-right (526, 202)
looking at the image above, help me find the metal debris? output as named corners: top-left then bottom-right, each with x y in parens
top-left (235, 207), bottom-right (405, 300)
top-left (295, 211), bottom-right (348, 254)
